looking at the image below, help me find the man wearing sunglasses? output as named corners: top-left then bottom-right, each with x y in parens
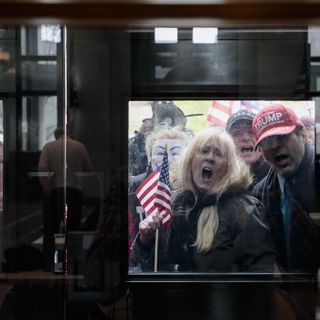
top-left (252, 104), bottom-right (320, 274)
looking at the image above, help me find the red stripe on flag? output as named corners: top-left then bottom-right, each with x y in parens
top-left (156, 184), bottom-right (171, 197)
top-left (207, 100), bottom-right (233, 128)
top-left (207, 114), bottom-right (228, 128)
top-left (211, 101), bottom-right (231, 113)
top-left (136, 170), bottom-right (159, 216)
top-left (142, 194), bottom-right (157, 214)
top-left (136, 170), bottom-right (159, 196)
top-left (137, 182), bottom-right (157, 206)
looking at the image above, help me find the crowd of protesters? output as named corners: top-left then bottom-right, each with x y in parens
top-left (127, 103), bottom-right (319, 319)
top-left (129, 103), bottom-right (319, 274)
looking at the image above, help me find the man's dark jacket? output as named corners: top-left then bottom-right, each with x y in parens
top-left (253, 143), bottom-right (320, 273)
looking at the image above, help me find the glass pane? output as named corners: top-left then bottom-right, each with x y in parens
top-left (0, 23), bottom-right (319, 320)
top-left (310, 62), bottom-right (320, 92)
top-left (313, 97), bottom-right (320, 155)
top-left (21, 25), bottom-right (60, 56)
top-left (132, 27), bottom-right (308, 96)
top-left (308, 26), bottom-right (320, 57)
top-left (0, 27), bottom-right (16, 39)
top-left (0, 39), bottom-right (15, 92)
top-left (21, 61), bottom-right (57, 91)
top-left (66, 28), bottom-right (126, 300)
top-left (1, 97), bottom-right (44, 269)
top-left (22, 96), bottom-right (57, 151)
top-left (128, 99), bottom-right (316, 272)
top-left (0, 100), bottom-right (3, 212)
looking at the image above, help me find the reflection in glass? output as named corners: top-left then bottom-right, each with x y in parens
top-left (0, 100), bottom-right (3, 212)
top-left (0, 39), bottom-right (15, 92)
top-left (21, 25), bottom-right (61, 56)
top-left (22, 96), bottom-right (57, 151)
top-left (21, 61), bottom-right (57, 91)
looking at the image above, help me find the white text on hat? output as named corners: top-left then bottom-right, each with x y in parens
top-left (255, 112), bottom-right (283, 132)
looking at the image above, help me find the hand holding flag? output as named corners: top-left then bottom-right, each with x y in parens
top-left (138, 210), bottom-right (162, 244)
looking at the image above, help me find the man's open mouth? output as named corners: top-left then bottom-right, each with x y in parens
top-left (275, 154), bottom-right (289, 165)
top-left (202, 167), bottom-right (212, 179)
top-left (241, 146), bottom-right (254, 153)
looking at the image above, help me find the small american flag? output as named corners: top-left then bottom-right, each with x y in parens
top-left (135, 151), bottom-right (172, 227)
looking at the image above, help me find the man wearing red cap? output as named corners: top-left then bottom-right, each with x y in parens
top-left (252, 104), bottom-right (320, 318)
top-left (252, 104), bottom-right (320, 274)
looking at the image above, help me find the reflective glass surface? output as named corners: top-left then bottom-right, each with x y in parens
top-left (0, 24), bottom-right (318, 320)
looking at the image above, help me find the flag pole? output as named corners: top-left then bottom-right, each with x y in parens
top-left (154, 143), bottom-right (168, 272)
top-left (154, 228), bottom-right (159, 272)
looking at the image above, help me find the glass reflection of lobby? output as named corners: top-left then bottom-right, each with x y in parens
top-left (0, 24), bottom-right (319, 319)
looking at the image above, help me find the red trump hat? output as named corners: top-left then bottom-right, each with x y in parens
top-left (252, 104), bottom-right (304, 148)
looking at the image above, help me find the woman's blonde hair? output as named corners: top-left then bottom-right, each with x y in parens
top-left (173, 127), bottom-right (251, 253)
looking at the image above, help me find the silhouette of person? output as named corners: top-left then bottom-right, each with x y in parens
top-left (38, 128), bottom-right (94, 270)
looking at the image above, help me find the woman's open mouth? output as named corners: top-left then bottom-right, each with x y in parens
top-left (202, 167), bottom-right (213, 180)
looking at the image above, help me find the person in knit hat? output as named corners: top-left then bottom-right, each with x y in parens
top-left (226, 109), bottom-right (269, 188)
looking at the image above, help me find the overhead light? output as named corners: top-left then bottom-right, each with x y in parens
top-left (154, 28), bottom-right (178, 44)
top-left (192, 28), bottom-right (218, 44)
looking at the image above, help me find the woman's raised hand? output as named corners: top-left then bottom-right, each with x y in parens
top-left (139, 211), bottom-right (162, 244)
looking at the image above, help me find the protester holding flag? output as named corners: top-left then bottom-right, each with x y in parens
top-left (128, 127), bottom-right (191, 270)
top-left (134, 127), bottom-right (275, 272)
